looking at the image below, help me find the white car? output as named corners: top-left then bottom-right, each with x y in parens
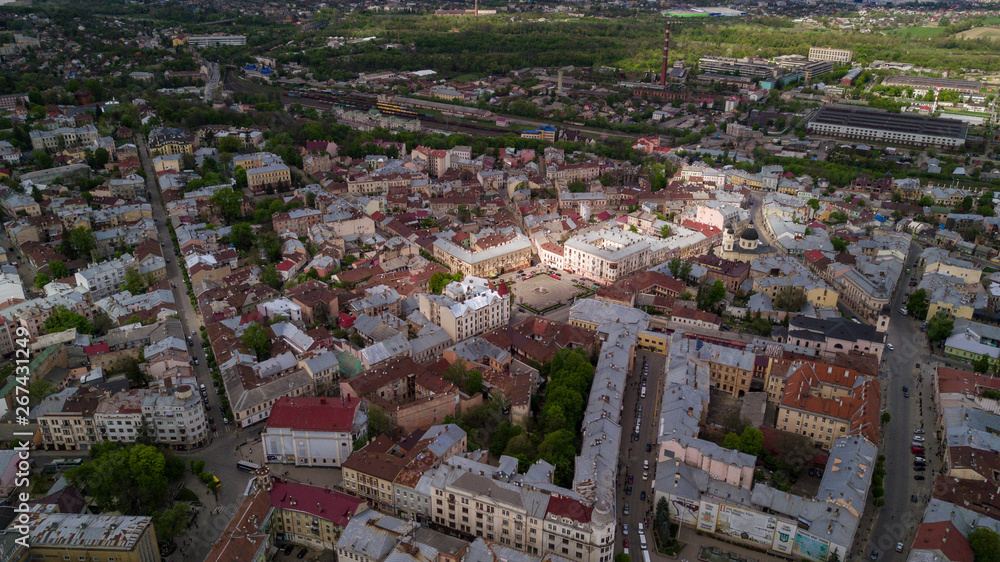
top-left (896, 543), bottom-right (904, 553)
top-left (622, 524), bottom-right (628, 536)
top-left (886, 343), bottom-right (894, 351)
top-left (914, 428), bottom-right (925, 434)
top-left (912, 435), bottom-right (925, 442)
top-left (643, 472), bottom-right (648, 480)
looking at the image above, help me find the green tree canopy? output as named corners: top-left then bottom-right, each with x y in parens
top-left (211, 187), bottom-right (244, 224)
top-left (49, 260), bottom-right (68, 279)
top-left (970, 527), bottom-right (1000, 562)
top-left (429, 271), bottom-right (464, 294)
top-left (907, 289), bottom-right (930, 321)
top-left (262, 265), bottom-right (282, 290)
top-left (121, 269), bottom-right (146, 295)
top-left (830, 237), bottom-right (848, 253)
top-left (34, 272), bottom-right (50, 289)
top-left (43, 305), bottom-right (92, 335)
top-left (66, 443), bottom-right (174, 515)
top-left (696, 279), bottom-right (726, 312)
top-left (927, 311), bottom-right (954, 343)
top-left (229, 222), bottom-right (255, 252)
top-left (241, 323), bottom-right (271, 360)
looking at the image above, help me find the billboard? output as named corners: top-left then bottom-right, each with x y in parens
top-left (771, 520), bottom-right (798, 555)
top-left (697, 500), bottom-right (719, 533)
top-left (715, 504), bottom-right (777, 547)
top-left (793, 529), bottom-right (831, 562)
top-left (670, 496), bottom-right (700, 526)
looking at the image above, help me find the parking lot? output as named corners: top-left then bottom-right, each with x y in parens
top-left (510, 271), bottom-right (588, 311)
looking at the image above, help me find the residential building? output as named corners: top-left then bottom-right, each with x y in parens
top-left (432, 232), bottom-right (533, 278)
top-left (339, 357), bottom-right (460, 433)
top-left (775, 360), bottom-right (880, 448)
top-left (246, 162), bottom-right (292, 194)
top-left (205, 488), bottom-right (274, 562)
top-left (696, 342), bottom-right (758, 397)
top-left (262, 396), bottom-right (367, 467)
top-left (29, 124), bottom-right (100, 151)
top-left (75, 253), bottom-right (139, 300)
top-left (147, 127), bottom-right (193, 157)
top-left (269, 477), bottom-right (368, 551)
top-left (808, 47), bottom-right (853, 63)
top-left (36, 387), bottom-right (102, 451)
top-left (778, 316), bottom-right (886, 362)
top-left (273, 208), bottom-right (323, 237)
top-left (659, 435), bottom-right (756, 489)
top-left (564, 229), bottom-right (650, 285)
top-left (25, 508), bottom-right (160, 562)
top-left (418, 276), bottom-right (511, 343)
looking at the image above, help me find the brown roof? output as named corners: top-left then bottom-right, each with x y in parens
top-left (205, 489), bottom-right (272, 562)
top-left (911, 521), bottom-right (974, 562)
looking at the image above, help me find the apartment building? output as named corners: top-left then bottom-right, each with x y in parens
top-left (342, 435), bottom-right (435, 513)
top-left (91, 385), bottom-right (208, 450)
top-left (696, 341), bottom-right (758, 397)
top-left (26, 509), bottom-right (160, 562)
top-left (427, 456), bottom-right (615, 562)
top-left (808, 46), bottom-right (853, 63)
top-left (219, 350), bottom-right (317, 428)
top-left (75, 253), bottom-right (139, 300)
top-left (338, 358), bottom-right (460, 433)
top-left (775, 360), bottom-right (880, 449)
top-left (246, 163), bottom-right (292, 194)
top-left (108, 173), bottom-right (146, 199)
top-left (779, 316), bottom-right (886, 363)
top-left (147, 127), bottom-right (193, 157)
top-left (29, 124), bottom-right (100, 151)
top-left (418, 276), bottom-right (511, 342)
top-left (262, 396), bottom-right (367, 467)
top-left (564, 229), bottom-right (651, 285)
top-left (549, 162), bottom-right (601, 182)
top-left (432, 233), bottom-right (533, 278)
top-left (346, 172), bottom-right (410, 195)
top-left (273, 208), bottom-right (323, 238)
top-left (412, 146), bottom-right (451, 178)
top-left (269, 478), bottom-right (368, 551)
top-left (36, 387), bottom-right (103, 451)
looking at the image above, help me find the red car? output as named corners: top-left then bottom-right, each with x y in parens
top-left (912, 446), bottom-right (925, 454)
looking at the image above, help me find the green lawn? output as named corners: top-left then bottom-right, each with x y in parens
top-left (889, 26), bottom-right (947, 38)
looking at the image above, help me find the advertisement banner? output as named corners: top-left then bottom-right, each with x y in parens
top-left (715, 504), bottom-right (776, 547)
top-left (670, 496), bottom-right (700, 526)
top-left (771, 520), bottom-right (798, 554)
top-left (697, 500), bottom-right (719, 533)
top-left (793, 529), bottom-right (831, 562)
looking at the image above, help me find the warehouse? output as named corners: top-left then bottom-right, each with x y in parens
top-left (807, 105), bottom-right (967, 148)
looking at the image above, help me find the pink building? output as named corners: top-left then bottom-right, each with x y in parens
top-left (659, 435), bottom-right (756, 489)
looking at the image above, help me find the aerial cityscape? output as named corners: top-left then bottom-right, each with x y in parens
top-left (0, 0), bottom-right (999, 561)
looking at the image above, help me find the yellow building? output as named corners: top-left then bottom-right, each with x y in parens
top-left (269, 479), bottom-right (368, 550)
top-left (147, 127), bottom-right (193, 157)
top-left (432, 235), bottom-right (533, 278)
top-left (26, 510), bottom-right (160, 562)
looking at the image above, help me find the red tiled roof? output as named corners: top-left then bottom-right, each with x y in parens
top-left (546, 494), bottom-right (593, 524)
top-left (269, 479), bottom-right (367, 527)
top-left (338, 313), bottom-right (355, 328)
top-left (803, 249), bottom-right (825, 263)
top-left (276, 259), bottom-right (297, 272)
top-left (83, 343), bottom-right (110, 356)
top-left (911, 521), bottom-right (973, 562)
top-left (265, 396), bottom-right (362, 433)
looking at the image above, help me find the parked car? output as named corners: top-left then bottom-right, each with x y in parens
top-left (640, 491), bottom-right (646, 501)
top-left (911, 446), bottom-right (925, 454)
top-left (622, 524), bottom-right (628, 536)
top-left (870, 550), bottom-right (879, 560)
top-left (914, 428), bottom-right (924, 434)
top-left (913, 435), bottom-right (925, 442)
top-left (914, 475), bottom-right (926, 480)
top-left (283, 544), bottom-right (294, 556)
top-left (297, 548), bottom-right (308, 559)
top-left (625, 485), bottom-right (632, 495)
top-left (896, 543), bottom-right (904, 553)
top-left (911, 495), bottom-right (918, 503)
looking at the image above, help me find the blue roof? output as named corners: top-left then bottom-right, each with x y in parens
top-left (874, 214), bottom-right (887, 222)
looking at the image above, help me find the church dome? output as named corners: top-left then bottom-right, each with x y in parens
top-left (740, 227), bottom-right (759, 241)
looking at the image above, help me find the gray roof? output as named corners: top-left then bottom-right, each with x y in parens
top-left (336, 510), bottom-right (414, 559)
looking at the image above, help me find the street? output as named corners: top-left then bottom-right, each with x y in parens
top-left (136, 137), bottom-right (261, 559)
top-left (859, 241), bottom-right (938, 561)
top-left (615, 349), bottom-right (667, 559)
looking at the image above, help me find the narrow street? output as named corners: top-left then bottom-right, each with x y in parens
top-left (859, 242), bottom-right (938, 561)
top-left (616, 349), bottom-right (667, 559)
top-left (136, 137), bottom-right (259, 560)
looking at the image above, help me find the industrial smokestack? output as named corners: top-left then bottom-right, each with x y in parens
top-left (660, 23), bottom-right (670, 86)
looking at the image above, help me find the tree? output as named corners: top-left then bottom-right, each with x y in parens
top-left (660, 224), bottom-right (672, 238)
top-left (43, 305), bottom-right (92, 334)
top-left (242, 323), bottom-right (271, 360)
top-left (210, 187), bottom-right (243, 224)
top-left (696, 279), bottom-right (726, 312)
top-left (181, 153), bottom-right (197, 171)
top-left (32, 149), bottom-right (53, 169)
top-left (69, 227), bottom-right (97, 260)
top-left (831, 237), bottom-right (848, 253)
top-left (456, 204), bottom-right (471, 223)
top-left (466, 370), bottom-right (484, 396)
top-left (907, 289), bottom-right (930, 321)
top-left (567, 180), bottom-right (586, 193)
top-left (773, 286), bottom-right (807, 312)
top-left (538, 429), bottom-right (577, 487)
top-left (34, 272), bottom-right (50, 289)
top-left (667, 258), bottom-right (691, 280)
top-left (122, 269), bottom-right (146, 295)
top-left (152, 502), bottom-right (190, 542)
top-left (91, 313), bottom-right (114, 335)
top-left (92, 147), bottom-right (109, 170)
top-left (66, 443), bottom-right (173, 515)
top-left (807, 198), bottom-right (820, 211)
top-left (974, 355), bottom-right (992, 374)
top-left (350, 333), bottom-right (365, 348)
top-left (970, 527), bottom-right (1000, 562)
top-left (49, 260), bottom-right (68, 278)
top-left (367, 406), bottom-right (393, 440)
top-left (218, 136), bottom-right (242, 153)
top-left (233, 166), bottom-right (248, 188)
top-left (28, 380), bottom-right (55, 405)
top-left (113, 356), bottom-right (150, 388)
top-left (262, 265), bottom-right (281, 290)
top-left (189, 459), bottom-right (206, 475)
top-left (429, 271), bottom-right (463, 294)
top-left (229, 223), bottom-right (254, 252)
top-left (721, 426), bottom-right (764, 456)
top-left (827, 551), bottom-right (841, 562)
top-left (927, 311), bottom-right (954, 343)
top-left (615, 554), bottom-right (631, 562)
top-left (489, 421), bottom-right (523, 458)
top-left (881, 412), bottom-right (892, 424)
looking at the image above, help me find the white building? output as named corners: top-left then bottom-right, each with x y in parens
top-left (263, 396), bottom-right (367, 467)
top-left (417, 276), bottom-right (510, 342)
top-left (94, 385), bottom-right (209, 449)
top-left (29, 124), bottom-right (100, 151)
top-left (563, 228), bottom-right (651, 285)
top-left (74, 254), bottom-right (138, 299)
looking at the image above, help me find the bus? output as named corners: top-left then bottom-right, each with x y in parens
top-left (52, 458), bottom-right (83, 470)
top-left (236, 460), bottom-right (261, 473)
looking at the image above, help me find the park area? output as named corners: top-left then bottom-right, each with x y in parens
top-left (510, 274), bottom-right (589, 313)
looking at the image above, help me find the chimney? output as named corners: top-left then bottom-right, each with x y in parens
top-left (660, 23), bottom-right (671, 87)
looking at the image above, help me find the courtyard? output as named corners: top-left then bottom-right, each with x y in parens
top-left (510, 273), bottom-right (588, 313)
